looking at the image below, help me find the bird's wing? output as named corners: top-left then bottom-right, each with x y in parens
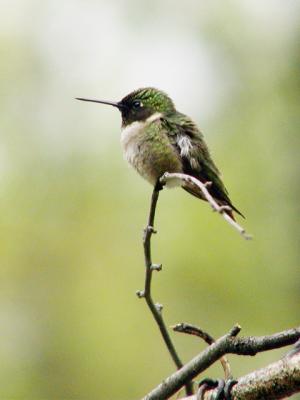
top-left (162, 113), bottom-right (244, 218)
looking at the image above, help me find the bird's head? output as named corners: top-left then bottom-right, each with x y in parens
top-left (76, 87), bottom-right (175, 126)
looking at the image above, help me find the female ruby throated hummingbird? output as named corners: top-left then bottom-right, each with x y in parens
top-left (76, 87), bottom-right (244, 220)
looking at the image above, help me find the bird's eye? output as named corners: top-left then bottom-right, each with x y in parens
top-left (132, 100), bottom-right (142, 109)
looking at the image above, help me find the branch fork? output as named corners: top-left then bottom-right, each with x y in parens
top-left (136, 173), bottom-right (300, 400)
top-left (143, 326), bottom-right (300, 400)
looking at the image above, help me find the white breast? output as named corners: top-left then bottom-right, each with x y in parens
top-left (120, 112), bottom-right (162, 165)
top-left (121, 121), bottom-right (144, 165)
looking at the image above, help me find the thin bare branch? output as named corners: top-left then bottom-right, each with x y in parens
top-left (138, 182), bottom-right (193, 396)
top-left (160, 172), bottom-right (252, 239)
top-left (172, 323), bottom-right (232, 380)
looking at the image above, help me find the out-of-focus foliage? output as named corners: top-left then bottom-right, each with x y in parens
top-left (0, 1), bottom-right (299, 399)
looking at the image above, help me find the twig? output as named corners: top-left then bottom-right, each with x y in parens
top-left (181, 351), bottom-right (300, 399)
top-left (172, 323), bottom-right (232, 380)
top-left (160, 172), bottom-right (252, 240)
top-left (142, 326), bottom-right (300, 400)
top-left (137, 182), bottom-right (193, 396)
top-left (138, 172), bottom-right (250, 397)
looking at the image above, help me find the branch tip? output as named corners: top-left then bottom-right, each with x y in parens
top-left (172, 323), bottom-right (185, 332)
top-left (144, 225), bottom-right (157, 235)
top-left (229, 324), bottom-right (242, 337)
top-left (203, 181), bottom-right (212, 187)
top-left (151, 263), bottom-right (162, 271)
top-left (136, 290), bottom-right (145, 298)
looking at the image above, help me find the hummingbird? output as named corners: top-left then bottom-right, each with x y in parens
top-left (76, 87), bottom-right (244, 220)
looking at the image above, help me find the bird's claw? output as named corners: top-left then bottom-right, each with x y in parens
top-left (197, 378), bottom-right (237, 400)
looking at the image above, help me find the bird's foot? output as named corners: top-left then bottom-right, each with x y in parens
top-left (197, 378), bottom-right (237, 400)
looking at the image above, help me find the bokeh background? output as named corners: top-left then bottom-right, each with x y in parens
top-left (1, 1), bottom-right (299, 399)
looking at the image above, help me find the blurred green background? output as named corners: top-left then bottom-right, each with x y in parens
top-left (0, 1), bottom-right (299, 399)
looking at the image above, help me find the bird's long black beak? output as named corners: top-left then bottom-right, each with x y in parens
top-left (75, 97), bottom-right (125, 110)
